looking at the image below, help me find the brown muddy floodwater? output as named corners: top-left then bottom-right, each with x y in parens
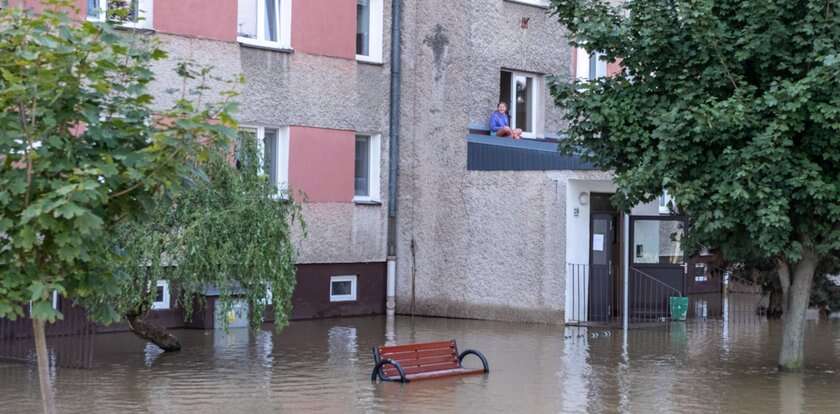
top-left (1, 314), bottom-right (839, 413)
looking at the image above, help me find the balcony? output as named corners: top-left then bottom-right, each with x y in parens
top-left (466, 125), bottom-right (596, 171)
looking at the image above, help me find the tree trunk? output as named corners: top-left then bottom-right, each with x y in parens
top-left (32, 318), bottom-right (56, 414)
top-left (126, 313), bottom-right (182, 352)
top-left (778, 252), bottom-right (818, 371)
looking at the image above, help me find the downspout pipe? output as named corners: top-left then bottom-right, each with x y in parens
top-left (386, 0), bottom-right (402, 318)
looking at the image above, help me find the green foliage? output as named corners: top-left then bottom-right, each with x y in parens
top-left (0, 1), bottom-right (238, 323)
top-left (113, 134), bottom-right (304, 330)
top-left (550, 0), bottom-right (840, 264)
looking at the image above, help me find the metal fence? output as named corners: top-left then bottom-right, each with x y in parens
top-left (567, 262), bottom-right (767, 326)
top-left (0, 299), bottom-right (96, 369)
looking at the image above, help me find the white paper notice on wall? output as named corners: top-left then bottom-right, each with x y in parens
top-left (593, 234), bottom-right (605, 251)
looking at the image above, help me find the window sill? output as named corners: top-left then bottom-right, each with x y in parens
top-left (87, 17), bottom-right (156, 33)
top-left (238, 37), bottom-right (294, 53)
top-left (356, 55), bottom-right (384, 65)
top-left (503, 0), bottom-right (550, 9)
top-left (353, 198), bottom-right (382, 206)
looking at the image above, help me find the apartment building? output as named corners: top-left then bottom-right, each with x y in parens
top-left (13, 0), bottom-right (708, 328)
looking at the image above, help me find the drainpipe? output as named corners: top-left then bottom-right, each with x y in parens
top-left (386, 0), bottom-right (402, 318)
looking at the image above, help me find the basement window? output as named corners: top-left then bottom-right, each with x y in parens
top-left (152, 280), bottom-right (170, 310)
top-left (330, 275), bottom-right (358, 302)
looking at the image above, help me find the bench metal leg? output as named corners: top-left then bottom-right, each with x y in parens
top-left (458, 349), bottom-right (490, 372)
top-left (371, 358), bottom-right (408, 383)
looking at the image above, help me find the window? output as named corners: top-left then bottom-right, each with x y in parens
top-left (576, 48), bottom-right (607, 81)
top-left (152, 280), bottom-right (170, 310)
top-left (330, 275), bottom-right (358, 302)
top-left (354, 134), bottom-right (381, 202)
top-left (356, 0), bottom-right (384, 63)
top-left (658, 190), bottom-right (674, 214)
top-left (238, 126), bottom-right (290, 194)
top-left (499, 70), bottom-right (543, 138)
top-left (632, 220), bottom-right (685, 265)
top-left (238, 0), bottom-right (292, 49)
top-left (87, 0), bottom-right (154, 30)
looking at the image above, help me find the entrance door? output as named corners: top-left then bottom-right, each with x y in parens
top-left (628, 217), bottom-right (686, 319)
top-left (589, 213), bottom-right (615, 321)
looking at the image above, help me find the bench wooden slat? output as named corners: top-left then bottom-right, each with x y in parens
top-left (389, 354), bottom-right (458, 366)
top-left (383, 360), bottom-right (460, 376)
top-left (383, 367), bottom-right (486, 382)
top-left (378, 340), bottom-right (455, 354)
top-left (381, 347), bottom-right (457, 361)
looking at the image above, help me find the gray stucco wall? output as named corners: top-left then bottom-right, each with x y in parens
top-left (147, 19), bottom-right (392, 266)
top-left (395, 0), bottom-right (574, 323)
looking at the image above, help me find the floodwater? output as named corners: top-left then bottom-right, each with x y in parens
top-left (1, 313), bottom-right (840, 413)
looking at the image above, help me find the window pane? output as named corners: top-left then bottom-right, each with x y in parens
top-left (155, 285), bottom-right (164, 303)
top-left (332, 281), bottom-right (352, 296)
top-left (264, 0), bottom-right (278, 42)
top-left (87, 0), bottom-right (100, 17)
top-left (514, 77), bottom-right (533, 132)
top-left (237, 128), bottom-right (257, 170)
top-left (238, 0), bottom-right (258, 39)
top-left (633, 220), bottom-right (684, 265)
top-left (354, 136), bottom-right (369, 196)
top-left (263, 128), bottom-right (278, 188)
top-left (499, 70), bottom-right (511, 109)
top-left (356, 0), bottom-right (371, 56)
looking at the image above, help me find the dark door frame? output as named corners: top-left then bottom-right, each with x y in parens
top-left (588, 193), bottom-right (619, 321)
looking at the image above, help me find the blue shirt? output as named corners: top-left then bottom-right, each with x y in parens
top-left (489, 111), bottom-right (509, 133)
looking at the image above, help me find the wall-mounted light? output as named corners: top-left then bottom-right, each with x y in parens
top-left (578, 192), bottom-right (589, 206)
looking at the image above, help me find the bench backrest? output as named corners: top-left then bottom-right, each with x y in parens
top-left (376, 340), bottom-right (460, 377)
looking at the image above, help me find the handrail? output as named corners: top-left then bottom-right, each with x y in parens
top-left (630, 266), bottom-right (682, 296)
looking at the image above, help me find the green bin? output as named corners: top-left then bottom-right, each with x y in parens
top-left (669, 296), bottom-right (688, 321)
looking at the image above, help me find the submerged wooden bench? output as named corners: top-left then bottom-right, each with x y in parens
top-left (371, 339), bottom-right (489, 383)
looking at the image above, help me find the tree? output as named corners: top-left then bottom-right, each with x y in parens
top-left (113, 132), bottom-right (303, 352)
top-left (550, 0), bottom-right (840, 371)
top-left (0, 2), bottom-right (237, 412)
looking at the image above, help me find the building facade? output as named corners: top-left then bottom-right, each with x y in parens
top-left (15, 0), bottom-right (396, 324)
top-left (12, 0), bottom-right (712, 329)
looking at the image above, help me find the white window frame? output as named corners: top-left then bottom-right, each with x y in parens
top-left (576, 48), bottom-right (607, 81)
top-left (237, 0), bottom-right (293, 50)
top-left (152, 280), bottom-right (170, 310)
top-left (86, 0), bottom-right (154, 30)
top-left (502, 70), bottom-right (543, 139)
top-left (353, 134), bottom-right (381, 203)
top-left (355, 0), bottom-right (384, 64)
top-left (504, 0), bottom-right (550, 7)
top-left (241, 125), bottom-right (290, 196)
top-left (330, 275), bottom-right (358, 302)
top-left (659, 190), bottom-right (674, 214)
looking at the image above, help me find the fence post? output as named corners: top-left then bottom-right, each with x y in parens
top-left (623, 214), bottom-right (629, 331)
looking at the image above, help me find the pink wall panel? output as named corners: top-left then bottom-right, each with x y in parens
top-left (607, 59), bottom-right (623, 77)
top-left (291, 0), bottom-right (355, 59)
top-left (289, 126), bottom-right (355, 203)
top-left (14, 0), bottom-right (86, 19)
top-left (153, 0), bottom-right (236, 42)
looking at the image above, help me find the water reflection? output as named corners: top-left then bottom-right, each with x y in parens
top-left (1, 316), bottom-right (839, 413)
